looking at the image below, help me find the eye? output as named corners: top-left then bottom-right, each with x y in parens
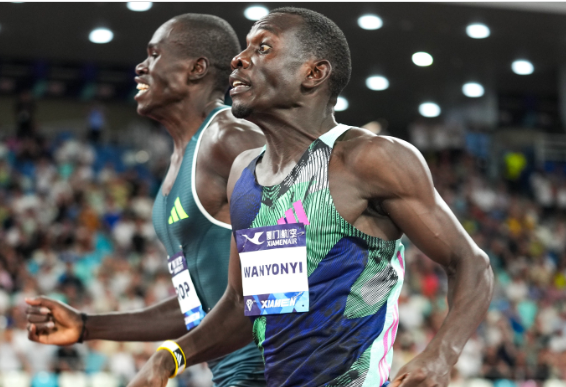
top-left (150, 51), bottom-right (159, 58)
top-left (258, 44), bottom-right (271, 54)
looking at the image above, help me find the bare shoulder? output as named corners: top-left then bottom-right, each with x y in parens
top-left (206, 108), bottom-right (265, 178)
top-left (210, 109), bottom-right (264, 154)
top-left (336, 128), bottom-right (433, 198)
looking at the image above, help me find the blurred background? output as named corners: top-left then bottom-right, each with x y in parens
top-left (0, 2), bottom-right (565, 387)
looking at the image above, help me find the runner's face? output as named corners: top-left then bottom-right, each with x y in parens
top-left (229, 14), bottom-right (307, 118)
top-left (134, 20), bottom-right (190, 116)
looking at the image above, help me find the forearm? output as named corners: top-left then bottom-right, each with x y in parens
top-left (177, 287), bottom-right (253, 367)
top-left (85, 296), bottom-right (187, 341)
top-left (424, 250), bottom-right (494, 365)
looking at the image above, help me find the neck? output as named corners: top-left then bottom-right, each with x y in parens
top-left (250, 101), bottom-right (338, 174)
top-left (151, 86), bottom-right (225, 156)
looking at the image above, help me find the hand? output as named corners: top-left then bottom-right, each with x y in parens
top-left (127, 350), bottom-right (175, 387)
top-left (25, 296), bottom-right (83, 345)
top-left (392, 352), bottom-right (451, 387)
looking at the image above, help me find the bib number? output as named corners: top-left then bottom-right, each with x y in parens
top-left (168, 251), bottom-right (206, 329)
top-left (236, 224), bottom-right (309, 316)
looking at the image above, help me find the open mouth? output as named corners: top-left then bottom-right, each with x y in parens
top-left (134, 83), bottom-right (149, 100)
top-left (230, 79), bottom-right (251, 96)
top-left (136, 83), bottom-right (149, 94)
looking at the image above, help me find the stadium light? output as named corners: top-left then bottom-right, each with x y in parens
top-left (244, 6), bottom-right (269, 21)
top-left (358, 14), bottom-right (383, 30)
top-left (335, 96), bottom-right (349, 111)
top-left (88, 28), bottom-right (114, 44)
top-left (512, 60), bottom-right (534, 75)
top-left (466, 23), bottom-right (490, 39)
top-left (366, 76), bottom-right (389, 91)
top-left (419, 102), bottom-right (441, 117)
top-left (127, 2), bottom-right (152, 12)
top-left (89, 28), bottom-right (114, 44)
top-left (462, 82), bottom-right (485, 98)
top-left (412, 52), bottom-right (433, 67)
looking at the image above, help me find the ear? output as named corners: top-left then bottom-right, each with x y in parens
top-left (302, 59), bottom-right (332, 90)
top-left (187, 57), bottom-right (209, 81)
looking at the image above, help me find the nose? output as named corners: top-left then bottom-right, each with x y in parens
top-left (135, 60), bottom-right (148, 75)
top-left (231, 50), bottom-right (251, 70)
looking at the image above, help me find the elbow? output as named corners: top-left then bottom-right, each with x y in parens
top-left (473, 249), bottom-right (495, 302)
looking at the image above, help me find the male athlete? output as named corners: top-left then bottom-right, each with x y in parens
top-left (25, 14), bottom-right (266, 387)
top-left (113, 7), bottom-right (494, 387)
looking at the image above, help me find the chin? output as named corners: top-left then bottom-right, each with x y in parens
top-left (136, 101), bottom-right (154, 117)
top-left (231, 102), bottom-right (252, 119)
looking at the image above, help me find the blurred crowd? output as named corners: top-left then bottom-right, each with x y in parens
top-left (0, 118), bottom-right (565, 386)
top-left (392, 146), bottom-right (566, 385)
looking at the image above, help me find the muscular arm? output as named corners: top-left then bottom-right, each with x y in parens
top-left (26, 295), bottom-right (187, 345)
top-left (86, 296), bottom-right (187, 341)
top-left (354, 137), bottom-right (493, 384)
top-left (176, 236), bottom-right (253, 366)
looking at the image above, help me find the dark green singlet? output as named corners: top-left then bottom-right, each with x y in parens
top-left (152, 106), bottom-right (265, 387)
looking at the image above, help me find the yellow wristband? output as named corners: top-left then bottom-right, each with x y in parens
top-left (157, 340), bottom-right (187, 378)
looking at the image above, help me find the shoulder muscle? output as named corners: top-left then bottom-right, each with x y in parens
top-left (208, 110), bottom-right (265, 180)
top-left (340, 131), bottom-right (434, 202)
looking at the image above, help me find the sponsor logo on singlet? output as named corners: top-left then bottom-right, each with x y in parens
top-left (168, 197), bottom-right (189, 224)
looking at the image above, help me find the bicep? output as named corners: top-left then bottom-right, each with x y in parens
top-left (384, 188), bottom-right (478, 268)
top-left (372, 142), bottom-right (480, 268)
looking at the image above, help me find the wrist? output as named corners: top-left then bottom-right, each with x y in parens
top-left (77, 313), bottom-right (88, 343)
top-left (155, 346), bottom-right (177, 377)
top-left (422, 341), bottom-right (460, 367)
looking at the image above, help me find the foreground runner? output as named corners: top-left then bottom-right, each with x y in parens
top-left (127, 7), bottom-right (494, 387)
top-left (26, 14), bottom-right (266, 387)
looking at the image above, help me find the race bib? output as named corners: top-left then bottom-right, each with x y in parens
top-left (168, 251), bottom-right (206, 330)
top-left (236, 224), bottom-right (309, 316)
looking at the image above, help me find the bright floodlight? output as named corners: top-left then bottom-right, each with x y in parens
top-left (466, 23), bottom-right (490, 39)
top-left (127, 2), bottom-right (152, 12)
top-left (419, 102), bottom-right (441, 117)
top-left (412, 52), bottom-right (433, 67)
top-left (335, 96), bottom-right (349, 112)
top-left (244, 6), bottom-right (269, 21)
top-left (358, 14), bottom-right (383, 30)
top-left (512, 60), bottom-right (534, 75)
top-left (89, 28), bottom-right (114, 44)
top-left (462, 82), bottom-right (485, 98)
top-left (366, 76), bottom-right (389, 91)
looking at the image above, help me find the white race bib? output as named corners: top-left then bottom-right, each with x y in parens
top-left (236, 224), bottom-right (309, 316)
top-left (168, 251), bottom-right (206, 329)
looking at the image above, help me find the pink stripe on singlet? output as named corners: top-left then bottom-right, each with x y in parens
top-left (277, 217), bottom-right (286, 225)
top-left (397, 251), bottom-right (404, 275)
top-left (293, 200), bottom-right (310, 225)
top-left (378, 304), bottom-right (399, 385)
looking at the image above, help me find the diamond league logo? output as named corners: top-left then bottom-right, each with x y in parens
top-left (246, 299), bottom-right (254, 311)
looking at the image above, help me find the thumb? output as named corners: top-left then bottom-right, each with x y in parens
top-left (29, 295), bottom-right (58, 309)
top-left (25, 297), bottom-right (43, 306)
top-left (391, 373), bottom-right (409, 387)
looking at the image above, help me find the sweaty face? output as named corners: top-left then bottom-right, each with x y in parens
top-left (135, 20), bottom-right (191, 117)
top-left (229, 14), bottom-right (307, 119)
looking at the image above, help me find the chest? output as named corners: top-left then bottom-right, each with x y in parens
top-left (233, 143), bottom-right (398, 240)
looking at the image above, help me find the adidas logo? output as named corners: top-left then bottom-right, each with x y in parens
top-left (168, 197), bottom-right (189, 224)
top-left (174, 349), bottom-right (186, 368)
top-left (278, 200), bottom-right (310, 225)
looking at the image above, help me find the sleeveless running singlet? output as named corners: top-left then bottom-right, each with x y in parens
top-left (230, 124), bottom-right (405, 387)
top-left (152, 106), bottom-right (265, 387)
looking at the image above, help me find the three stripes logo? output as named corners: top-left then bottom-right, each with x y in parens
top-left (278, 200), bottom-right (310, 225)
top-left (173, 347), bottom-right (186, 370)
top-left (168, 197), bottom-right (189, 224)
